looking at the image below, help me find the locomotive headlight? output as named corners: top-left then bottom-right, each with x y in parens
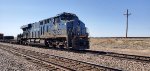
top-left (64, 23), bottom-right (67, 25)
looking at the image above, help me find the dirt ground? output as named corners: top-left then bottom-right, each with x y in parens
top-left (90, 37), bottom-right (150, 56)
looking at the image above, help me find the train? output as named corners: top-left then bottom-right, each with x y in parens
top-left (17, 12), bottom-right (89, 50)
top-left (0, 33), bottom-right (3, 39)
top-left (0, 33), bottom-right (14, 43)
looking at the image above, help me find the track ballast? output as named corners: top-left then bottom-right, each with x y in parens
top-left (0, 44), bottom-right (121, 71)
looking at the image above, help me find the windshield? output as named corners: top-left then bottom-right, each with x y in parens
top-left (60, 13), bottom-right (75, 21)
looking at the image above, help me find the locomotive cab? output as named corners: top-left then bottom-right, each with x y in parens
top-left (60, 13), bottom-right (89, 49)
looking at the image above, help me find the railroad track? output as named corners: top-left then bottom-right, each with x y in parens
top-left (1, 42), bottom-right (150, 63)
top-left (31, 45), bottom-right (150, 63)
top-left (36, 45), bottom-right (150, 63)
top-left (0, 44), bottom-right (121, 71)
top-left (81, 50), bottom-right (150, 62)
top-left (58, 49), bottom-right (150, 63)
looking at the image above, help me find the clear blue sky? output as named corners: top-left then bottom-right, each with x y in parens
top-left (0, 0), bottom-right (150, 37)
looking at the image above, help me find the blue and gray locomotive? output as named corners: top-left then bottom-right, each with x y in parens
top-left (17, 12), bottom-right (89, 50)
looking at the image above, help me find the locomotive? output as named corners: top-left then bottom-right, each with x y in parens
top-left (17, 12), bottom-right (89, 50)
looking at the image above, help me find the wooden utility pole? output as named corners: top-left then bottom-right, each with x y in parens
top-left (124, 9), bottom-right (131, 38)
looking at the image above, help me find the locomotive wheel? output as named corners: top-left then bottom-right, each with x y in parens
top-left (48, 42), bottom-right (53, 48)
top-left (52, 45), bottom-right (56, 48)
top-left (44, 40), bottom-right (49, 47)
top-left (59, 45), bottom-right (64, 49)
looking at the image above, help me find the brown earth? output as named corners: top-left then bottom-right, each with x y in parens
top-left (90, 38), bottom-right (150, 56)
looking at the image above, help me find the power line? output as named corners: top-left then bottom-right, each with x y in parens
top-left (124, 9), bottom-right (131, 38)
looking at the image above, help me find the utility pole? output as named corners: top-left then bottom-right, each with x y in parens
top-left (124, 9), bottom-right (131, 38)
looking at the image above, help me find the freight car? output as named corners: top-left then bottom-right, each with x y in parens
top-left (17, 12), bottom-right (89, 50)
top-left (0, 36), bottom-right (14, 43)
top-left (3, 36), bottom-right (14, 40)
top-left (3, 36), bottom-right (14, 42)
top-left (0, 33), bottom-right (3, 39)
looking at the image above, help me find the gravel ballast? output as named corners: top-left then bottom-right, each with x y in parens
top-left (0, 43), bottom-right (150, 71)
top-left (0, 45), bottom-right (50, 71)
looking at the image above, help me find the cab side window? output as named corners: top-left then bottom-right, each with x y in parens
top-left (54, 17), bottom-right (60, 23)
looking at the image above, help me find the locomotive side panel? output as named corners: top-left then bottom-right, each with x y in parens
top-left (39, 17), bottom-right (67, 38)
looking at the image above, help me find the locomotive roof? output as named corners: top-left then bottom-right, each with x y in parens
top-left (39, 12), bottom-right (77, 22)
top-left (0, 33), bottom-right (3, 35)
top-left (21, 24), bottom-right (32, 29)
top-left (57, 12), bottom-right (76, 17)
top-left (21, 12), bottom-right (77, 29)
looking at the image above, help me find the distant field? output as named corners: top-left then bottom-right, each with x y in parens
top-left (90, 37), bottom-right (150, 49)
top-left (89, 37), bottom-right (150, 56)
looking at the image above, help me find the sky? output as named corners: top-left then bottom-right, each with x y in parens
top-left (0, 0), bottom-right (150, 37)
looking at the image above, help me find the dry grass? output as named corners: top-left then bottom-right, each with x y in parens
top-left (90, 38), bottom-right (150, 56)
